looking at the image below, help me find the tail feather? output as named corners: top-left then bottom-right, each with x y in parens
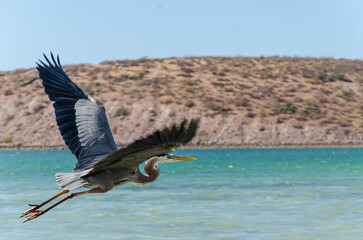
top-left (55, 172), bottom-right (86, 190)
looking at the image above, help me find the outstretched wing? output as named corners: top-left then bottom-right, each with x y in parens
top-left (86, 118), bottom-right (199, 175)
top-left (37, 53), bottom-right (118, 171)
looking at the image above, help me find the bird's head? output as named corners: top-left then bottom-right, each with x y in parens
top-left (155, 153), bottom-right (196, 164)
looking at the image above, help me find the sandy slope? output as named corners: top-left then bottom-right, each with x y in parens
top-left (0, 56), bottom-right (362, 148)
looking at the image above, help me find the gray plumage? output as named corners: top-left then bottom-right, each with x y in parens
top-left (36, 53), bottom-right (199, 191)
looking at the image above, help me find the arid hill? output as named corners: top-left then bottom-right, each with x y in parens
top-left (1, 56), bottom-right (363, 148)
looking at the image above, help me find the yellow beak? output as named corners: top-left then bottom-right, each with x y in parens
top-left (173, 155), bottom-right (197, 161)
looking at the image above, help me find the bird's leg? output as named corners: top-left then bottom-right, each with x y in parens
top-left (20, 189), bottom-right (69, 217)
top-left (23, 188), bottom-right (107, 223)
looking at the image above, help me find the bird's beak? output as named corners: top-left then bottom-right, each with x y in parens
top-left (172, 155), bottom-right (197, 161)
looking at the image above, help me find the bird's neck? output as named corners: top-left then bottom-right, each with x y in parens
top-left (140, 157), bottom-right (161, 184)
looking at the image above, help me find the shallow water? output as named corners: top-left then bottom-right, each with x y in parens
top-left (1, 148), bottom-right (362, 239)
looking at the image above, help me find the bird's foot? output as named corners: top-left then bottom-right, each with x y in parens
top-left (22, 210), bottom-right (44, 223)
top-left (20, 204), bottom-right (40, 218)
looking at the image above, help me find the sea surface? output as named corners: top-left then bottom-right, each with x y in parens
top-left (0, 148), bottom-right (362, 240)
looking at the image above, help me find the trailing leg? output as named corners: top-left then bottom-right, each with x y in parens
top-left (23, 188), bottom-right (107, 223)
top-left (20, 189), bottom-right (69, 217)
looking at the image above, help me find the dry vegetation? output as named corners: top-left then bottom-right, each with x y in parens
top-left (1, 56), bottom-right (363, 148)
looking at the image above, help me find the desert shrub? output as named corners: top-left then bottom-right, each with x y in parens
top-left (152, 90), bottom-right (166, 97)
top-left (302, 71), bottom-right (311, 78)
top-left (162, 97), bottom-right (173, 104)
top-left (308, 107), bottom-right (321, 114)
top-left (319, 88), bottom-right (331, 95)
top-left (316, 95), bottom-right (328, 104)
top-left (342, 89), bottom-right (354, 101)
top-left (215, 105), bottom-right (225, 113)
top-left (13, 100), bottom-right (23, 108)
top-left (138, 71), bottom-right (145, 79)
top-left (297, 105), bottom-right (323, 121)
top-left (334, 73), bottom-right (351, 82)
top-left (261, 70), bottom-right (278, 79)
top-left (245, 112), bottom-right (256, 118)
top-left (179, 78), bottom-right (200, 86)
top-left (113, 74), bottom-right (129, 82)
top-left (1, 136), bottom-right (12, 143)
top-left (293, 97), bottom-right (304, 103)
top-left (268, 97), bottom-right (291, 115)
top-left (148, 109), bottom-right (157, 117)
top-left (319, 117), bottom-right (337, 124)
top-left (204, 99), bottom-right (218, 110)
top-left (211, 81), bottom-right (225, 87)
top-left (206, 104), bottom-right (228, 114)
top-left (240, 73), bottom-right (249, 78)
top-left (185, 100), bottom-right (195, 108)
top-left (318, 72), bottom-right (327, 81)
top-left (277, 105), bottom-right (297, 114)
top-left (114, 107), bottom-right (130, 117)
top-left (180, 67), bottom-right (194, 74)
top-left (33, 104), bottom-right (45, 113)
top-left (339, 117), bottom-right (351, 127)
top-left (5, 89), bottom-right (13, 96)
top-left (304, 77), bottom-right (323, 85)
top-left (178, 73), bottom-right (193, 78)
top-left (258, 86), bottom-right (274, 96)
top-left (213, 71), bottom-right (226, 76)
top-left (235, 98), bottom-right (250, 107)
top-left (224, 87), bottom-right (234, 92)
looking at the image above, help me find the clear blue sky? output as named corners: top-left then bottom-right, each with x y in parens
top-left (1, 0), bottom-right (362, 71)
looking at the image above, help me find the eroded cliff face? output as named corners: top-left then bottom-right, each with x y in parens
top-left (1, 56), bottom-right (362, 148)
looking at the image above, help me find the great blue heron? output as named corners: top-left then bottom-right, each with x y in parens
top-left (20, 53), bottom-right (199, 223)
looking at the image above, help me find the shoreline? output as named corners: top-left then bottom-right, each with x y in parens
top-left (1, 144), bottom-right (363, 150)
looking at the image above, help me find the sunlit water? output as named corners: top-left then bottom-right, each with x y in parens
top-left (0, 148), bottom-right (362, 239)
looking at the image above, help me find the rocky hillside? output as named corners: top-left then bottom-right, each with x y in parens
top-left (1, 56), bottom-right (363, 148)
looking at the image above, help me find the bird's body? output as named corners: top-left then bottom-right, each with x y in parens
top-left (72, 156), bottom-right (160, 190)
top-left (20, 53), bottom-right (199, 222)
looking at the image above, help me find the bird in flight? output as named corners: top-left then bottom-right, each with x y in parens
top-left (20, 53), bottom-right (199, 223)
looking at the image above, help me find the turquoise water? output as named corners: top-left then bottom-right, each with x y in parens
top-left (1, 148), bottom-right (363, 239)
